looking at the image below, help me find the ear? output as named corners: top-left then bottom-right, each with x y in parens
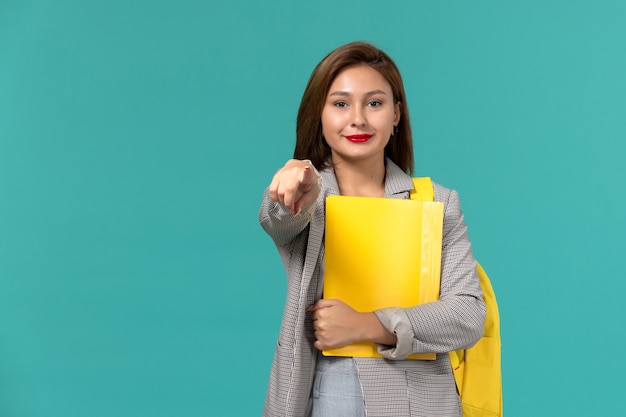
top-left (394, 101), bottom-right (402, 125)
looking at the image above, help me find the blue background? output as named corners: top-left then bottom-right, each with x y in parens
top-left (1, 1), bottom-right (624, 416)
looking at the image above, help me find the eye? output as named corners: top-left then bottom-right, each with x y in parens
top-left (334, 101), bottom-right (348, 108)
top-left (368, 100), bottom-right (383, 107)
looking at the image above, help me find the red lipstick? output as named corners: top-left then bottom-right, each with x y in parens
top-left (345, 134), bottom-right (372, 143)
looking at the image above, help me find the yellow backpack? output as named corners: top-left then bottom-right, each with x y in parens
top-left (411, 177), bottom-right (503, 417)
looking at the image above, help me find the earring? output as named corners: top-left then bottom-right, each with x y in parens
top-left (393, 125), bottom-right (399, 136)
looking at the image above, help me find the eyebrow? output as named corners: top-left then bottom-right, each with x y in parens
top-left (328, 89), bottom-right (388, 97)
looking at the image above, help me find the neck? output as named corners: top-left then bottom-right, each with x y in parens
top-left (333, 157), bottom-right (386, 197)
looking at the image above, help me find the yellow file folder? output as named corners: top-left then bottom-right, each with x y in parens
top-left (323, 195), bottom-right (444, 360)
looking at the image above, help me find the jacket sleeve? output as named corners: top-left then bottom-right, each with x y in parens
top-left (258, 187), bottom-right (318, 266)
top-left (374, 186), bottom-right (486, 359)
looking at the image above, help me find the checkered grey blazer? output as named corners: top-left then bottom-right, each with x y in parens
top-left (259, 159), bottom-right (486, 417)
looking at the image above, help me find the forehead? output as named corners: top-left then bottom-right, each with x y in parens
top-left (328, 65), bottom-right (391, 94)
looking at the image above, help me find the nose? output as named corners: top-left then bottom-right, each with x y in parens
top-left (350, 105), bottom-right (367, 127)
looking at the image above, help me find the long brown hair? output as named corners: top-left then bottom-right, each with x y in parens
top-left (294, 41), bottom-right (414, 174)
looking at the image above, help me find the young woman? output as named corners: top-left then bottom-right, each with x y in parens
top-left (259, 41), bottom-right (485, 417)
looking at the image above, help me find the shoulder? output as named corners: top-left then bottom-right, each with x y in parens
top-left (432, 180), bottom-right (471, 248)
top-left (432, 181), bottom-right (455, 204)
top-left (432, 180), bottom-right (465, 221)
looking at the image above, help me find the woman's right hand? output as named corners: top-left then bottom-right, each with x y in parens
top-left (269, 159), bottom-right (322, 215)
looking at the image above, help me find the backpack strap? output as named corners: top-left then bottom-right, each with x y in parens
top-left (410, 177), bottom-right (434, 202)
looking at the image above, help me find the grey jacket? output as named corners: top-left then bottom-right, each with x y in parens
top-left (259, 160), bottom-right (486, 416)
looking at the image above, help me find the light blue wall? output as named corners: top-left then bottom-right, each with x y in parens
top-left (1, 1), bottom-right (624, 416)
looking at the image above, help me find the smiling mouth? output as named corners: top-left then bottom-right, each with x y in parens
top-left (345, 134), bottom-right (372, 143)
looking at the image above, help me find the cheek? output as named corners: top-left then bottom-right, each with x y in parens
top-left (321, 111), bottom-right (343, 135)
top-left (372, 112), bottom-right (395, 131)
